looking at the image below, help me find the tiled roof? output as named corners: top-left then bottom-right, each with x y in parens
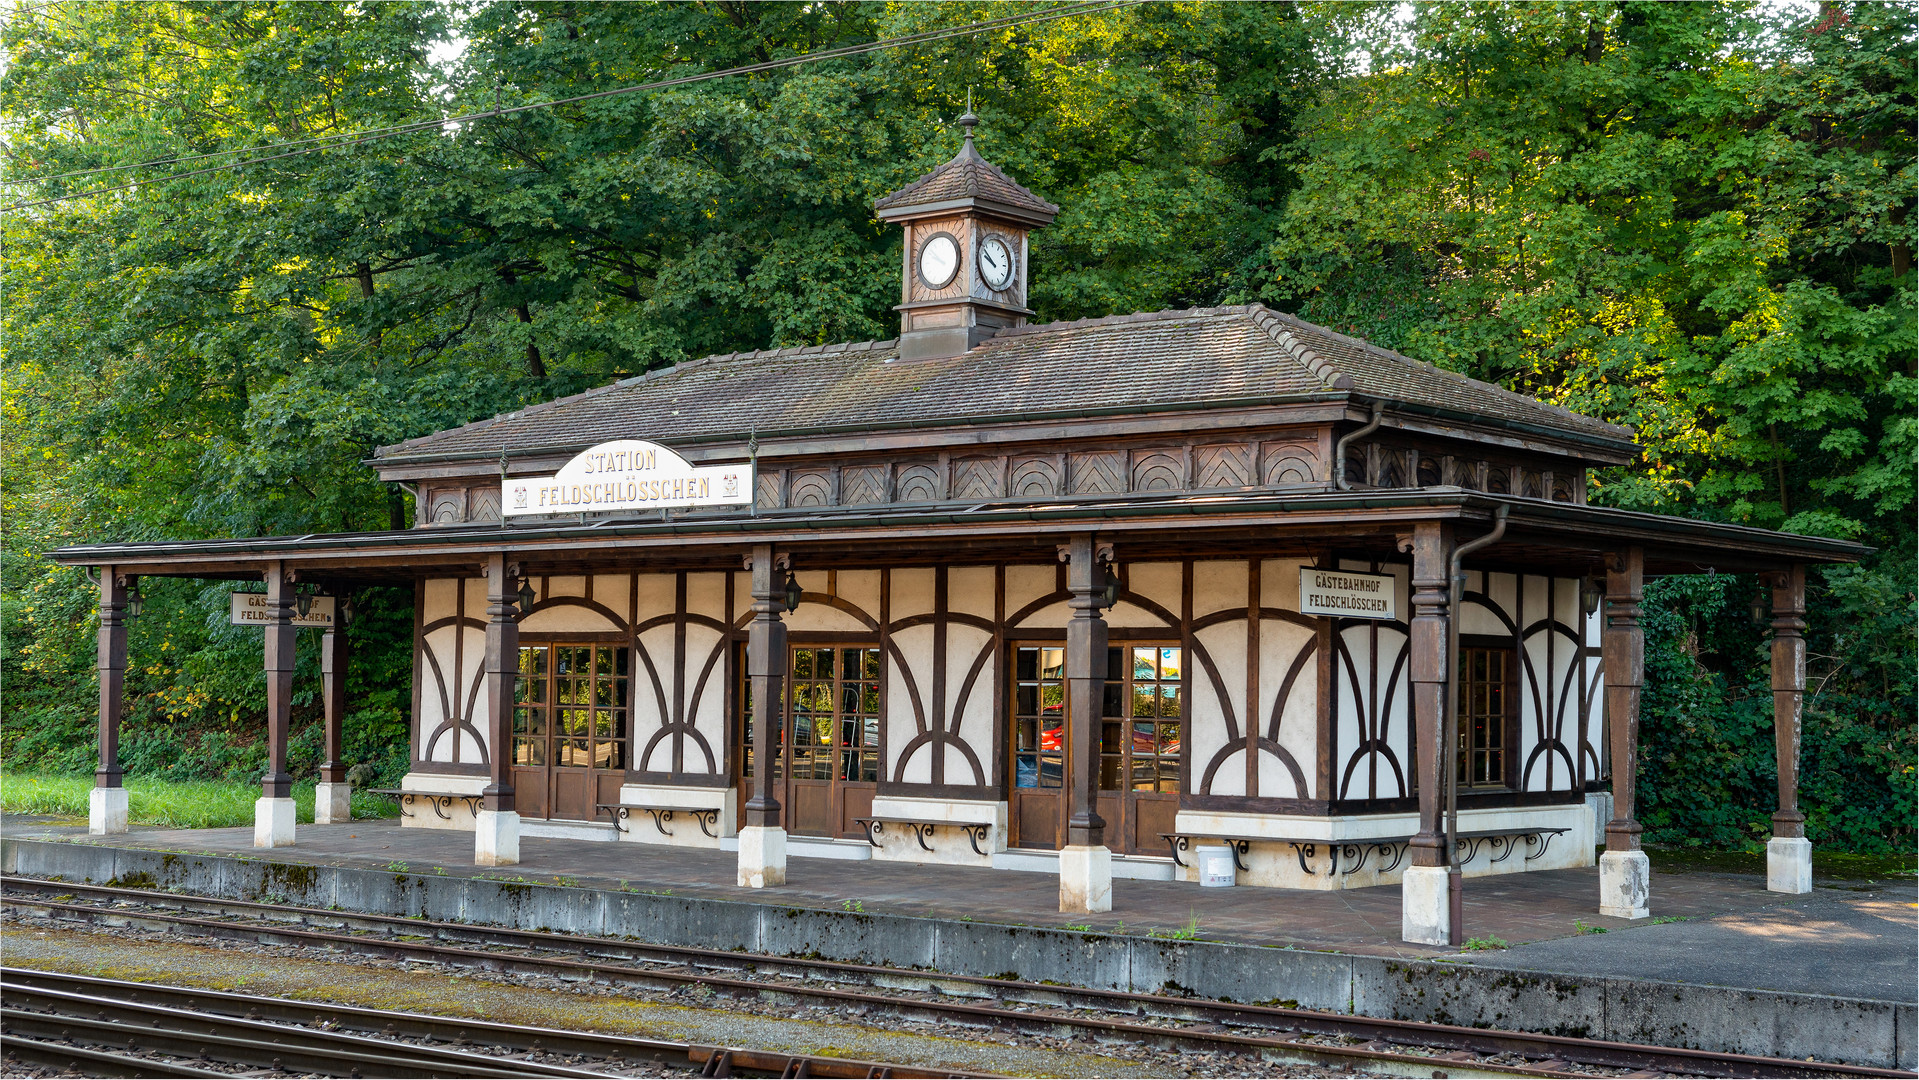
top-left (873, 131), bottom-right (1058, 218)
top-left (375, 305), bottom-right (1634, 464)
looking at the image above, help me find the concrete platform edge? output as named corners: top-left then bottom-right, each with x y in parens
top-left (3, 838), bottom-right (1907, 1069)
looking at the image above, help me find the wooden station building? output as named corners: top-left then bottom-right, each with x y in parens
top-left (56, 117), bottom-right (1864, 944)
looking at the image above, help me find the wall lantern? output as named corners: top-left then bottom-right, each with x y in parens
top-left (1751, 588), bottom-right (1771, 626)
top-left (295, 588), bottom-right (314, 619)
top-left (783, 571), bottom-right (803, 613)
top-left (517, 578), bottom-right (537, 613)
top-left (1579, 578), bottom-right (1604, 618)
top-left (126, 585), bottom-right (144, 620)
top-left (1100, 567), bottom-right (1121, 609)
top-left (340, 593), bottom-right (356, 628)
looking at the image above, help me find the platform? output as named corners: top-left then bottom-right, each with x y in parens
top-left (3, 818), bottom-right (1912, 1069)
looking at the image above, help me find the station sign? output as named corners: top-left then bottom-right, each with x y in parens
top-left (503, 439), bottom-right (752, 517)
top-left (230, 593), bottom-right (337, 628)
top-left (1298, 567), bottom-right (1398, 621)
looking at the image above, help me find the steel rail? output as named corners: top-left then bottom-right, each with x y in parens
top-left (4, 887), bottom-right (1572, 1078)
top-left (0, 1032), bottom-right (228, 1078)
top-left (6, 874), bottom-right (1906, 1079)
top-left (0, 968), bottom-right (981, 1080)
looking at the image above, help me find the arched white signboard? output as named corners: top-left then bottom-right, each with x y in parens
top-left (503, 439), bottom-right (752, 517)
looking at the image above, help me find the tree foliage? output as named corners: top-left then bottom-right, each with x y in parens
top-left (2, 1), bottom-right (1910, 848)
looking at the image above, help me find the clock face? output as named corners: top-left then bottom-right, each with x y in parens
top-left (979, 235), bottom-right (1014, 290)
top-left (918, 232), bottom-right (959, 290)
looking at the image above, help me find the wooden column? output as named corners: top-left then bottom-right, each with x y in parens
top-left (320, 607), bottom-right (349, 785)
top-left (1602, 547), bottom-right (1645, 851)
top-left (1062, 534), bottom-right (1109, 849)
top-left (1768, 566), bottom-right (1807, 839)
top-left (261, 564), bottom-right (295, 800)
top-left (480, 554), bottom-right (519, 813)
top-left (1404, 523), bottom-right (1451, 867)
top-left (743, 544), bottom-right (787, 829)
top-left (95, 568), bottom-right (129, 791)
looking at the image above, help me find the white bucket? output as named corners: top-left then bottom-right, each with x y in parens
top-left (1196, 845), bottom-right (1236, 888)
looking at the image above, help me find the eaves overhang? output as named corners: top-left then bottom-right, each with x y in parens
top-left (49, 491), bottom-right (1868, 580)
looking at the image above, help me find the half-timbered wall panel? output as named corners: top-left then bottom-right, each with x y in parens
top-left (1331, 560), bottom-right (1413, 803)
top-left (415, 578), bottom-right (489, 769)
top-left (1582, 606), bottom-right (1606, 785)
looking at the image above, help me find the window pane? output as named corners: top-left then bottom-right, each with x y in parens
top-left (1159, 684), bottom-right (1181, 718)
top-left (861, 649), bottom-right (882, 680)
top-left (1017, 684), bottom-right (1038, 716)
top-left (1040, 648), bottom-right (1064, 679)
top-left (1158, 647), bottom-right (1182, 680)
top-left (1133, 647), bottom-right (1156, 680)
top-left (1131, 685), bottom-right (1156, 718)
top-left (862, 682), bottom-right (880, 714)
top-left (1016, 648), bottom-right (1037, 681)
top-left (817, 649), bottom-right (835, 679)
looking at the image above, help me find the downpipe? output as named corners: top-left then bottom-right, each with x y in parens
top-left (1446, 503), bottom-right (1509, 946)
top-left (1332, 401), bottom-right (1385, 491)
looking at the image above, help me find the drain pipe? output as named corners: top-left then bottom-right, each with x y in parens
top-left (1332, 401), bottom-right (1385, 490)
top-left (1446, 502), bottom-right (1509, 946)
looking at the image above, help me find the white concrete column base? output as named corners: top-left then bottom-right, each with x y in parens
top-left (1058, 844), bottom-right (1112, 913)
top-left (313, 782), bottom-right (353, 825)
top-left (737, 825), bottom-right (787, 888)
top-left (1598, 849), bottom-right (1650, 919)
top-left (1767, 836), bottom-right (1813, 894)
top-left (88, 787), bottom-right (129, 836)
top-left (253, 797), bottom-right (296, 848)
top-left (1401, 864), bottom-right (1450, 944)
top-left (473, 809), bottom-right (521, 866)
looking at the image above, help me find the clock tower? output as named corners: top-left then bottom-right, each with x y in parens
top-left (874, 112), bottom-right (1059, 361)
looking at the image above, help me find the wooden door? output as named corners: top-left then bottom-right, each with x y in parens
top-left (1010, 643), bottom-right (1184, 854)
top-left (784, 645), bottom-right (881, 838)
top-left (513, 643), bottom-right (629, 821)
top-left (738, 644), bottom-right (881, 839)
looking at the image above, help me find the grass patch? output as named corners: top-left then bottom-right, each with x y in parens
top-left (1644, 845), bottom-right (1917, 881)
top-left (0, 773), bottom-right (399, 829)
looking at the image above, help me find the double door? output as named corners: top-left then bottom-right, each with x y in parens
top-left (740, 644), bottom-right (881, 838)
top-left (1007, 643), bottom-right (1183, 854)
top-left (510, 643), bottom-right (629, 821)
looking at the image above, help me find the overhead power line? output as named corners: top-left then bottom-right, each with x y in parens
top-left (3, 1), bottom-right (1139, 214)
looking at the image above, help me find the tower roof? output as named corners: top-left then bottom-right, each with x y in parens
top-left (873, 113), bottom-right (1059, 224)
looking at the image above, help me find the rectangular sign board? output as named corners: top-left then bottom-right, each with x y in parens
top-left (230, 593), bottom-right (337, 628)
top-left (504, 438), bottom-right (752, 517)
top-left (1298, 567), bottom-right (1398, 621)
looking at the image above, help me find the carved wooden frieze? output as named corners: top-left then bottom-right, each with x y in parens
top-left (1070, 451), bottom-right (1125, 495)
top-left (951, 457), bottom-right (1001, 500)
top-left (841, 465), bottom-right (888, 505)
top-left (1131, 449), bottom-right (1184, 492)
top-left (789, 470), bottom-right (832, 507)
top-left (1262, 441), bottom-right (1320, 485)
top-left (1194, 443), bottom-right (1254, 489)
top-left (1008, 456), bottom-right (1061, 497)
top-left (896, 464), bottom-right (941, 502)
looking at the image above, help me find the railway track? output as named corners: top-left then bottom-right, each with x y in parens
top-left (0, 967), bottom-right (981, 1079)
top-left (4, 874), bottom-right (1906, 1079)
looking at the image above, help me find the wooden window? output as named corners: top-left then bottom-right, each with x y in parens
top-left (1455, 645), bottom-right (1513, 788)
top-left (1111, 645), bottom-right (1183, 794)
top-left (1013, 644), bottom-right (1184, 795)
top-left (514, 644), bottom-right (628, 770)
top-left (1013, 646), bottom-right (1066, 789)
top-left (788, 647), bottom-right (881, 783)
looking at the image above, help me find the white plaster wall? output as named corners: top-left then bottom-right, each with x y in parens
top-left (1192, 620), bottom-right (1248, 796)
top-left (614, 782), bottom-right (736, 846)
top-left (945, 623), bottom-right (996, 787)
top-left (1130, 561), bottom-right (1187, 616)
top-left (888, 624), bottom-right (936, 784)
top-left (1261, 618), bottom-right (1318, 801)
top-left (1172, 803), bottom-right (1592, 890)
top-left (1189, 560), bottom-right (1245, 620)
top-left (1003, 564), bottom-right (1057, 620)
top-left (947, 565), bottom-right (995, 620)
top-left (1332, 561), bottom-right (1412, 802)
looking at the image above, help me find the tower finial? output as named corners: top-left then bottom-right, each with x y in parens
top-left (958, 88), bottom-right (979, 151)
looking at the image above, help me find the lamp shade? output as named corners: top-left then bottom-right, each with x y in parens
top-left (296, 591), bottom-right (313, 618)
top-left (126, 587), bottom-right (143, 619)
top-left (518, 580), bottom-right (537, 612)
top-left (784, 572), bottom-right (803, 613)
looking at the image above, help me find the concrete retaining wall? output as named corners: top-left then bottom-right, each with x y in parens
top-left (5, 838), bottom-right (1908, 1069)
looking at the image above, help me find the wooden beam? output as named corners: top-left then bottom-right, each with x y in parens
top-left (743, 544), bottom-right (787, 829)
top-left (480, 553), bottom-right (519, 813)
top-left (1603, 547), bottom-right (1645, 851)
top-left (1768, 565), bottom-right (1807, 839)
top-left (1061, 534), bottom-right (1109, 848)
top-left (261, 563), bottom-right (295, 800)
top-left (95, 569), bottom-right (129, 791)
top-left (1404, 524), bottom-right (1451, 868)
